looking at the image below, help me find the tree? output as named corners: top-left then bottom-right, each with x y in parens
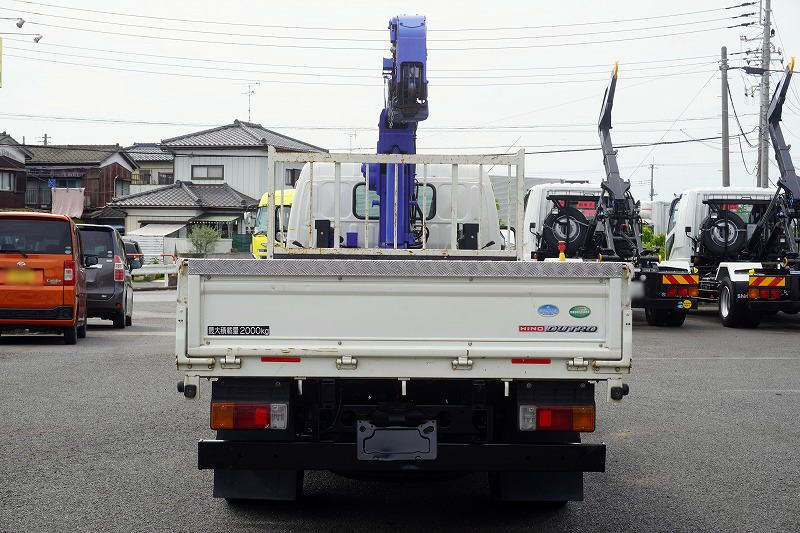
top-left (642, 225), bottom-right (665, 258)
top-left (189, 224), bottom-right (220, 255)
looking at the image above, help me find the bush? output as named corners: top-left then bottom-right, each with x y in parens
top-left (189, 225), bottom-right (220, 255)
top-left (642, 225), bottom-right (665, 257)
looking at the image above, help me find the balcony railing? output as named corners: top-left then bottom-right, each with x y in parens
top-left (25, 188), bottom-right (51, 207)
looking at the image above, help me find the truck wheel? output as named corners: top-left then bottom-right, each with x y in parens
top-left (644, 308), bottom-right (660, 326)
top-left (63, 323), bottom-right (78, 345)
top-left (214, 469), bottom-right (303, 501)
top-left (125, 314), bottom-right (132, 327)
top-left (77, 322), bottom-right (87, 339)
top-left (489, 471), bottom-right (581, 503)
top-left (719, 278), bottom-right (760, 328)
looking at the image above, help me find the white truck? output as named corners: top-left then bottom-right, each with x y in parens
top-left (524, 182), bottom-right (698, 326)
top-left (175, 150), bottom-right (632, 503)
top-left (663, 62), bottom-right (800, 327)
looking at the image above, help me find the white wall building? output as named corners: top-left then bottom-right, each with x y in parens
top-left (161, 120), bottom-right (327, 201)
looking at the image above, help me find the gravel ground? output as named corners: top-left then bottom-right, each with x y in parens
top-left (1, 294), bottom-right (798, 532)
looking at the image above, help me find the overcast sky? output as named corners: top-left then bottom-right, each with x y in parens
top-left (1, 0), bottom-right (799, 201)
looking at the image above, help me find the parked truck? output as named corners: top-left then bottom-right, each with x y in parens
top-left (524, 64), bottom-right (698, 326)
top-left (664, 59), bottom-right (800, 327)
top-left (175, 15), bottom-right (631, 504)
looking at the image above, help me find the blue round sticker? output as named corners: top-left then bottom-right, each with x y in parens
top-left (537, 304), bottom-right (559, 317)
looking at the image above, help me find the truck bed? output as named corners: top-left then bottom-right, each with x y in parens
top-left (176, 259), bottom-right (632, 391)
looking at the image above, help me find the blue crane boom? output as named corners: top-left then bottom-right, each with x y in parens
top-left (363, 15), bottom-right (429, 249)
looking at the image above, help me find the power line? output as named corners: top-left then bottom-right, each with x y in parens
top-left (7, 6), bottom-right (739, 42)
top-left (20, 20), bottom-right (750, 52)
top-left (0, 38), bottom-right (721, 73)
top-left (628, 72), bottom-right (718, 179)
top-left (0, 44), bottom-right (718, 79)
top-left (727, 81), bottom-right (758, 147)
top-left (0, 131), bottom-right (757, 157)
top-left (3, 53), bottom-right (716, 87)
top-left (0, 111), bottom-right (751, 131)
top-left (5, 0), bottom-right (750, 32)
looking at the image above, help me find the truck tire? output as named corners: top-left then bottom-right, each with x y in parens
top-left (77, 322), bottom-right (87, 339)
top-left (645, 308), bottom-right (687, 327)
top-left (719, 277), bottom-right (761, 328)
top-left (701, 212), bottom-right (746, 256)
top-left (63, 323), bottom-right (78, 345)
top-left (125, 314), bottom-right (132, 327)
top-left (214, 469), bottom-right (303, 502)
top-left (542, 206), bottom-right (588, 256)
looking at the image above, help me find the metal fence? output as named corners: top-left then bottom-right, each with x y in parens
top-left (263, 147), bottom-right (526, 259)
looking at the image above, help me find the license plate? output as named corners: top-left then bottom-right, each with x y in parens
top-left (357, 420), bottom-right (437, 461)
top-left (7, 269), bottom-right (36, 284)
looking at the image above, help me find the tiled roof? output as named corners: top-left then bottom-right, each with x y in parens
top-left (82, 205), bottom-right (127, 219)
top-left (25, 144), bottom-right (137, 168)
top-left (124, 143), bottom-right (174, 162)
top-left (161, 119), bottom-right (327, 152)
top-left (0, 132), bottom-right (33, 159)
top-left (110, 181), bottom-right (257, 209)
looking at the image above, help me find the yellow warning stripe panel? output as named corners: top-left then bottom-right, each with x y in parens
top-left (661, 274), bottom-right (699, 285)
top-left (748, 276), bottom-right (786, 287)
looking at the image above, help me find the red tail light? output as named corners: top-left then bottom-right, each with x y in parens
top-left (210, 402), bottom-right (288, 430)
top-left (114, 255), bottom-right (124, 282)
top-left (769, 289), bottom-right (781, 299)
top-left (63, 259), bottom-right (75, 286)
top-left (666, 286), bottom-right (678, 297)
top-left (519, 405), bottom-right (595, 432)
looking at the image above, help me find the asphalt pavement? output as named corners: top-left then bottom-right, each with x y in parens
top-left (1, 294), bottom-right (798, 532)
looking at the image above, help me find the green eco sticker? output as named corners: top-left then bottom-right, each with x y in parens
top-left (569, 305), bottom-right (591, 319)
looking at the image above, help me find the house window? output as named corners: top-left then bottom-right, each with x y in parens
top-left (285, 168), bottom-right (301, 187)
top-left (115, 179), bottom-right (130, 198)
top-left (132, 169), bottom-right (152, 185)
top-left (192, 165), bottom-right (224, 180)
top-left (158, 172), bottom-right (174, 185)
top-left (0, 171), bottom-right (13, 191)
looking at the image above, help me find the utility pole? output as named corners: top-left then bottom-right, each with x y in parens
top-left (648, 162), bottom-right (655, 201)
top-left (721, 46), bottom-right (730, 187)
top-left (38, 133), bottom-right (49, 145)
top-left (757, 0), bottom-right (772, 188)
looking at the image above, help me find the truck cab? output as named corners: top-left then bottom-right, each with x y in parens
top-left (522, 182), bottom-right (600, 260)
top-left (664, 187), bottom-right (774, 267)
top-left (251, 189), bottom-right (294, 258)
top-left (664, 186), bottom-right (799, 326)
top-left (523, 182), bottom-right (698, 326)
top-left (285, 163), bottom-right (502, 251)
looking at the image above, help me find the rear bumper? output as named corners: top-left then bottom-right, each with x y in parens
top-left (198, 440), bottom-right (606, 472)
top-left (87, 286), bottom-right (123, 315)
top-left (632, 297), bottom-right (697, 310)
top-left (0, 305), bottom-right (74, 325)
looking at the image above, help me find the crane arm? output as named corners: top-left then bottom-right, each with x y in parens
top-left (581, 63), bottom-right (644, 261)
top-left (363, 15), bottom-right (429, 249)
top-left (744, 58), bottom-right (800, 260)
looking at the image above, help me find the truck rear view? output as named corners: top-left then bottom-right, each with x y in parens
top-left (175, 150), bottom-right (632, 503)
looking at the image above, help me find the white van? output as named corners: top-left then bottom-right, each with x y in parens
top-left (285, 163), bottom-right (502, 250)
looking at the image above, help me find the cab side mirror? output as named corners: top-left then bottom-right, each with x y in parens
top-left (129, 257), bottom-right (143, 270)
top-left (684, 226), bottom-right (692, 235)
top-left (529, 222), bottom-right (536, 234)
top-left (83, 255), bottom-right (98, 267)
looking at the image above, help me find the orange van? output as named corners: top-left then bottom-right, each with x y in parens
top-left (0, 212), bottom-right (96, 344)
